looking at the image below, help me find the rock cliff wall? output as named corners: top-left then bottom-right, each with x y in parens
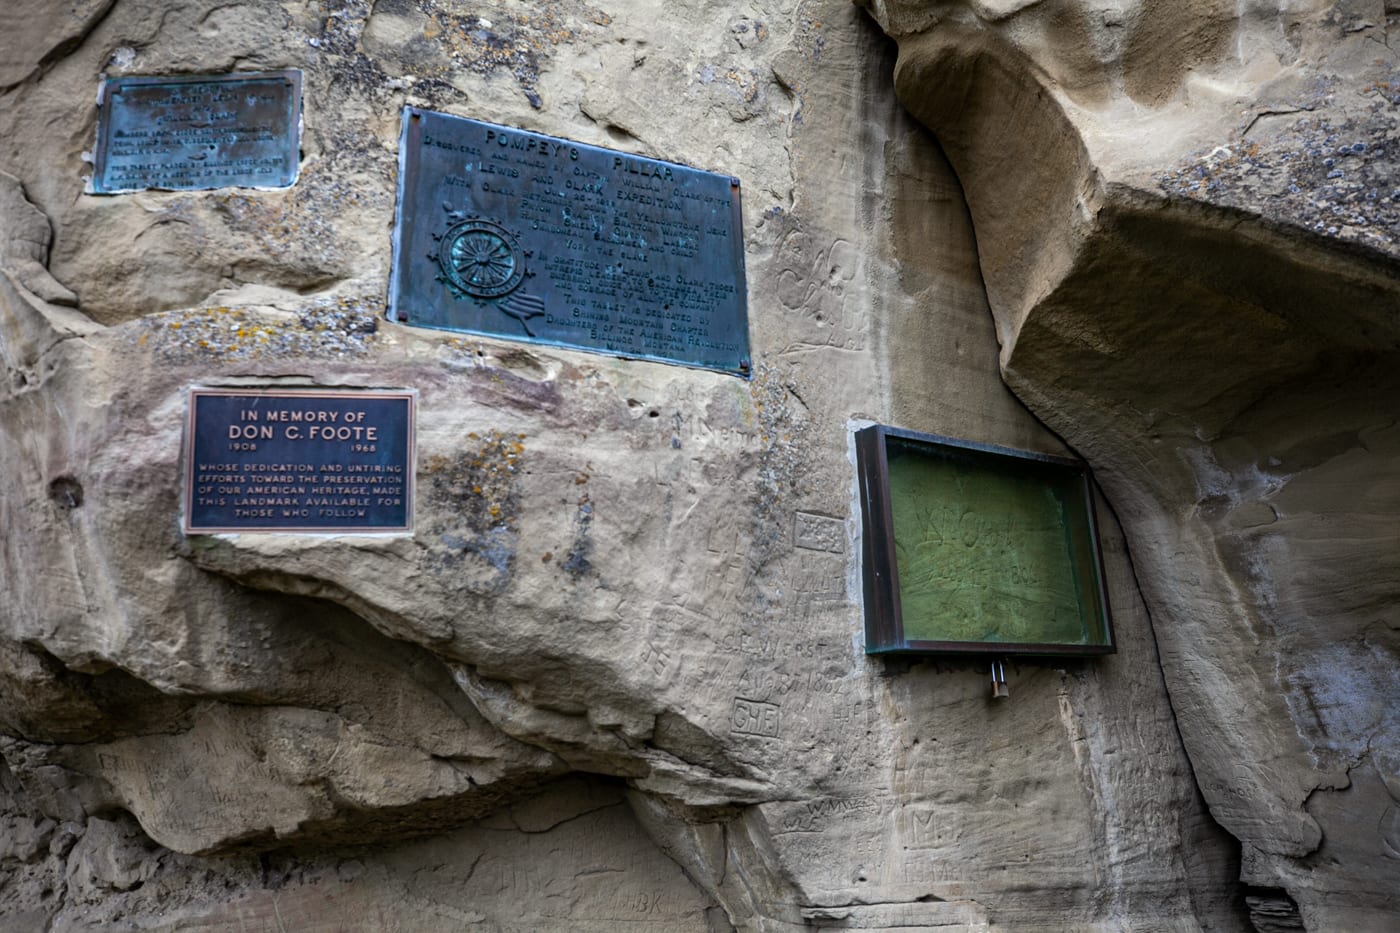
top-left (860, 1), bottom-right (1400, 929)
top-left (0, 1), bottom-right (1394, 930)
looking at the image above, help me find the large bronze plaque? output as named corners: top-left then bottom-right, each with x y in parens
top-left (855, 425), bottom-right (1114, 657)
top-left (183, 389), bottom-right (414, 534)
top-left (92, 71), bottom-right (301, 194)
top-left (390, 109), bottom-right (750, 376)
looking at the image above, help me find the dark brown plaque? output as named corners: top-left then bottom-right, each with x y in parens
top-left (183, 389), bottom-right (414, 534)
top-left (92, 71), bottom-right (301, 194)
top-left (389, 108), bottom-right (750, 376)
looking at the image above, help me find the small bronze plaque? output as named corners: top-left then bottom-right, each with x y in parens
top-left (92, 71), bottom-right (301, 194)
top-left (390, 108), bottom-right (750, 376)
top-left (183, 389), bottom-right (415, 534)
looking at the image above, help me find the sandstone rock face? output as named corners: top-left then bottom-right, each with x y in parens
top-left (859, 0), bottom-right (1400, 929)
top-left (1, 768), bottom-right (729, 930)
top-left (0, 0), bottom-right (1389, 930)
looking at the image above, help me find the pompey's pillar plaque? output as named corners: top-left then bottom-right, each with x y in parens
top-left (389, 108), bottom-right (750, 376)
top-left (92, 71), bottom-right (301, 194)
top-left (184, 389), bottom-right (414, 534)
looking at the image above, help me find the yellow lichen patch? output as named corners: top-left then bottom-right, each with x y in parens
top-left (423, 429), bottom-right (528, 537)
top-left (133, 294), bottom-right (381, 362)
top-left (724, 68), bottom-right (761, 105)
top-left (416, 0), bottom-right (611, 100)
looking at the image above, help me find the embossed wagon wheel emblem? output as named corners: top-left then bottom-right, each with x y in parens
top-left (438, 219), bottom-right (525, 298)
top-left (452, 229), bottom-right (514, 289)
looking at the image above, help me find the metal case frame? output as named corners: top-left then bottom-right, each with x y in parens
top-left (855, 424), bottom-right (1115, 657)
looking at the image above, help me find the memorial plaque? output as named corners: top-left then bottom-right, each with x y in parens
top-left (183, 389), bottom-right (414, 534)
top-left (390, 108), bottom-right (750, 376)
top-left (855, 425), bottom-right (1114, 656)
top-left (92, 71), bottom-right (301, 194)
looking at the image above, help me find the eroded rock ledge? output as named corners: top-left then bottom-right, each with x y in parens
top-left (4, 0), bottom-right (1394, 930)
top-left (860, 1), bottom-right (1400, 927)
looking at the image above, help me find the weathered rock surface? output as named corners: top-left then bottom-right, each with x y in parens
top-left (859, 0), bottom-right (1400, 928)
top-left (0, 0), bottom-right (116, 91)
top-left (1, 766), bottom-right (731, 930)
top-left (0, 0), bottom-right (1391, 930)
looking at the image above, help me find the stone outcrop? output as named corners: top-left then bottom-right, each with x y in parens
top-left (859, 0), bottom-right (1400, 928)
top-left (0, 0), bottom-right (1394, 930)
top-left (2, 767), bottom-right (728, 930)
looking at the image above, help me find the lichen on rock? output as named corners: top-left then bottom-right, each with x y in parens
top-left (4, 0), bottom-right (1398, 930)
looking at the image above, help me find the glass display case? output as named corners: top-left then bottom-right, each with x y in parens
top-left (855, 425), bottom-right (1115, 656)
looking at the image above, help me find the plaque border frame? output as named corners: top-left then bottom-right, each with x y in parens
top-left (182, 387), bottom-right (416, 536)
top-left (91, 70), bottom-right (304, 195)
top-left (855, 424), bottom-right (1116, 657)
top-left (388, 106), bottom-right (752, 378)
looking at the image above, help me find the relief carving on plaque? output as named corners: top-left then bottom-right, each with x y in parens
top-left (430, 208), bottom-right (547, 336)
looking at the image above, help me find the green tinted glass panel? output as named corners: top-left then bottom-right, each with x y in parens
top-left (886, 439), bottom-right (1107, 647)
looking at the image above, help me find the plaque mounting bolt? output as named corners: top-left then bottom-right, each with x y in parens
top-left (990, 660), bottom-right (1009, 699)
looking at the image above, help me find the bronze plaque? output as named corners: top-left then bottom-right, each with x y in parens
top-left (389, 108), bottom-right (750, 376)
top-left (92, 71), bottom-right (301, 194)
top-left (183, 389), bottom-right (414, 534)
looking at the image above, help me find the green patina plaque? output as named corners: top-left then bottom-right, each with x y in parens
top-left (856, 425), bottom-right (1114, 656)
